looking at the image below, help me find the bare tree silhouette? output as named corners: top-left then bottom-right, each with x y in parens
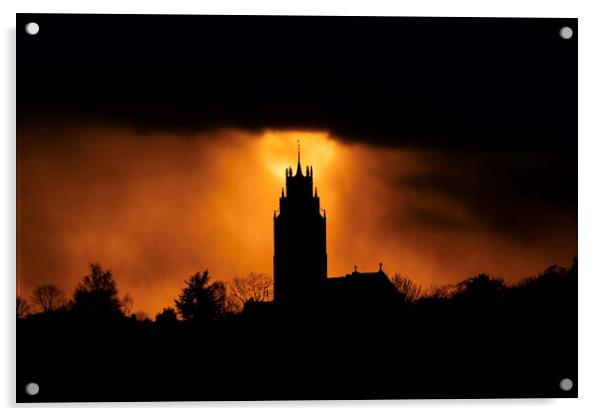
top-left (421, 284), bottom-right (455, 301)
top-left (31, 284), bottom-right (66, 313)
top-left (16, 296), bottom-right (30, 319)
top-left (175, 270), bottom-right (226, 321)
top-left (228, 273), bottom-right (273, 313)
top-left (121, 293), bottom-right (134, 316)
top-left (390, 273), bottom-right (422, 304)
top-left (133, 310), bottom-right (150, 321)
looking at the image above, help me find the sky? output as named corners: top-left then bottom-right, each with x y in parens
top-left (17, 15), bottom-right (577, 315)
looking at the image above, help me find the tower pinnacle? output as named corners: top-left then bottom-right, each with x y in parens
top-left (295, 139), bottom-right (303, 176)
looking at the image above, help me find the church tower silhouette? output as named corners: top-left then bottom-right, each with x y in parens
top-left (273, 143), bottom-right (327, 306)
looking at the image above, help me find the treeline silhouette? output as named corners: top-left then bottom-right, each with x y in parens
top-left (17, 259), bottom-right (577, 401)
top-left (17, 264), bottom-right (274, 322)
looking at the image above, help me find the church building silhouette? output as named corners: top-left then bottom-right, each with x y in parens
top-left (273, 144), bottom-right (398, 311)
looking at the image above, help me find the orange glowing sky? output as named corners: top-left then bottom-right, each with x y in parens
top-left (17, 122), bottom-right (577, 316)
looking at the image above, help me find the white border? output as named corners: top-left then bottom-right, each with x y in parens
top-left (3, 1), bottom-right (602, 414)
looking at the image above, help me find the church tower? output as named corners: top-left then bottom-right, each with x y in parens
top-left (274, 143), bottom-right (327, 306)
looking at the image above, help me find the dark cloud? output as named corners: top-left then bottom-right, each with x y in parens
top-left (18, 14), bottom-right (576, 151)
top-left (395, 150), bottom-right (577, 242)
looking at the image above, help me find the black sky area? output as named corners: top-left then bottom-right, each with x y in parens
top-left (18, 14), bottom-right (576, 149)
top-left (17, 14), bottom-right (577, 244)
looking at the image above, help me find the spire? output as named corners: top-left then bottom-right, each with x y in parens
top-left (295, 140), bottom-right (303, 176)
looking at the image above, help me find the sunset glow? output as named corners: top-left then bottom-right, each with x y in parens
top-left (259, 130), bottom-right (338, 180)
top-left (17, 122), bottom-right (577, 316)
